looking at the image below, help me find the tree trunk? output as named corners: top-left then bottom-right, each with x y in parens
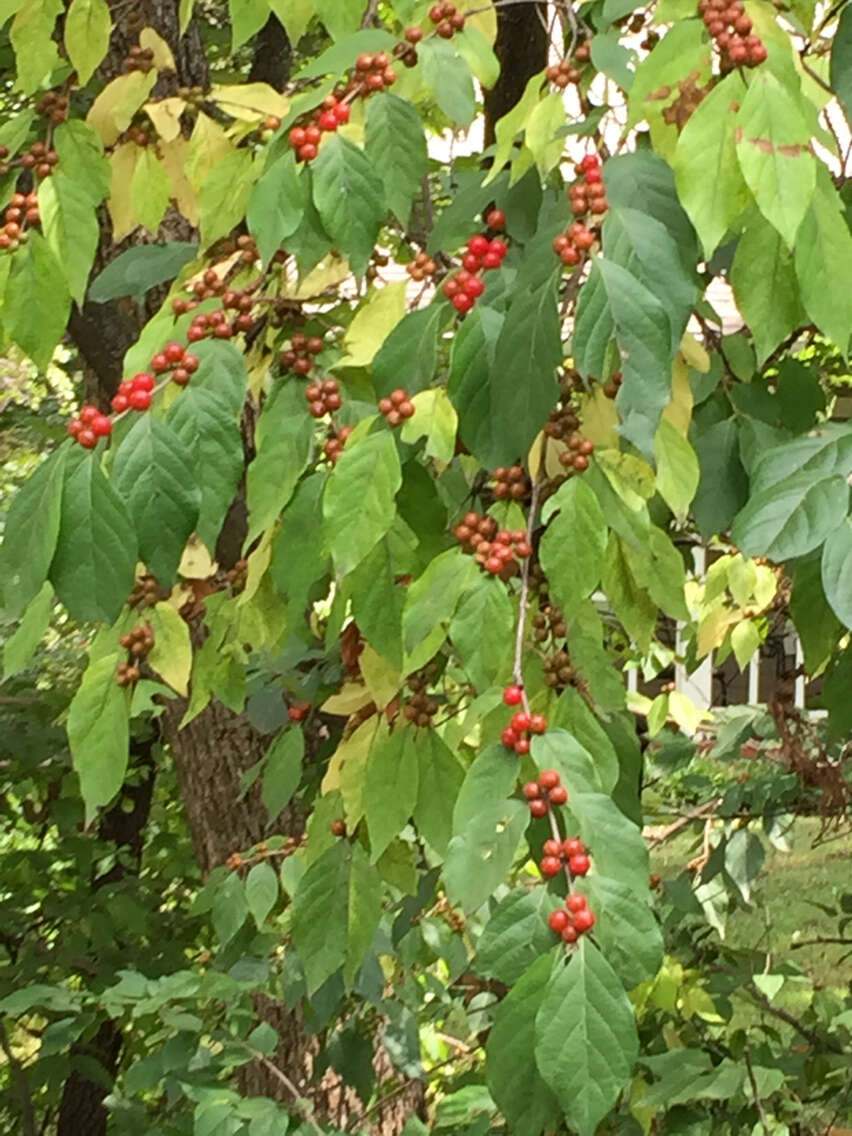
top-left (483, 2), bottom-right (549, 145)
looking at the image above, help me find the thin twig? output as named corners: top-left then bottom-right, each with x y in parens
top-left (0, 1019), bottom-right (37, 1136)
top-left (742, 982), bottom-right (844, 1054)
top-left (512, 449), bottom-right (545, 708)
top-left (645, 797), bottom-right (722, 847)
top-left (249, 1051), bottom-right (324, 1136)
top-left (791, 936), bottom-right (852, 950)
top-left (744, 1045), bottom-right (771, 1136)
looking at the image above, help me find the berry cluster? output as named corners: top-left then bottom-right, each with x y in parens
top-left (281, 332), bottom-right (324, 375)
top-left (151, 341), bottom-right (200, 385)
top-left (454, 510), bottom-right (496, 550)
top-left (126, 123), bottom-right (153, 147)
top-left (570, 154), bottom-right (608, 218)
top-left (544, 401), bottom-right (580, 440)
top-left (548, 892), bottom-right (596, 943)
top-left (116, 622), bottom-right (155, 687)
top-left (492, 464), bottom-right (528, 501)
top-left (428, 1), bottom-right (465, 37)
top-left (699, 0), bottom-right (767, 67)
top-left (545, 40), bottom-right (590, 88)
top-left (558, 432), bottom-right (595, 474)
top-left (403, 688), bottom-right (440, 727)
top-left (442, 232), bottom-right (508, 313)
top-left (531, 604), bottom-right (568, 645)
top-left (521, 768), bottom-right (568, 814)
top-left (0, 192), bottom-right (40, 252)
top-left (288, 700), bottom-right (311, 722)
top-left (187, 309), bottom-right (241, 342)
top-left (129, 574), bottom-right (163, 608)
top-left (543, 649), bottom-right (581, 692)
top-left (122, 44), bottom-right (156, 73)
top-left (35, 90), bottom-right (69, 124)
top-left (454, 516), bottom-right (531, 577)
top-left (501, 700), bottom-right (548, 755)
top-left (349, 52), bottom-right (398, 96)
top-left (323, 425), bottom-right (353, 464)
top-left (67, 404), bottom-right (113, 448)
top-left (226, 558), bottom-right (248, 592)
top-left (18, 140), bottom-right (59, 180)
top-left (552, 222), bottom-right (597, 269)
top-left (602, 370), bottom-right (623, 399)
top-left (378, 388), bottom-right (415, 426)
top-left (305, 378), bottom-right (343, 418)
top-left (288, 94), bottom-right (351, 163)
top-left (538, 834), bottom-right (590, 879)
top-left (226, 833), bottom-right (305, 871)
top-left (406, 250), bottom-right (437, 282)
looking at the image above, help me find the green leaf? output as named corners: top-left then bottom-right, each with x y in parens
top-left (418, 38), bottom-right (475, 126)
top-left (830, 4), bottom-right (852, 124)
top-left (449, 575), bottom-right (513, 692)
top-left (348, 537), bottom-right (404, 668)
top-left (0, 447), bottom-right (67, 618)
top-left (524, 92), bottom-right (567, 176)
top-left (730, 210), bottom-right (805, 364)
top-left (267, 0), bottom-right (312, 40)
top-left (89, 242), bottom-right (198, 303)
top-left (586, 874), bottom-right (663, 988)
top-left (323, 430), bottom-right (402, 578)
top-left (3, 582), bottom-right (53, 678)
top-left (53, 120), bottom-right (111, 204)
top-left (129, 146), bottom-right (172, 234)
top-left (10, 0), bottom-right (62, 94)
top-left (230, 0), bottom-right (270, 48)
top-left (672, 71), bottom-right (750, 257)
top-left (734, 70), bottom-right (815, 248)
top-left (189, 338), bottom-right (249, 417)
top-left (654, 418), bottom-right (699, 521)
top-left (199, 149), bottom-right (258, 248)
top-left (795, 173), bottom-right (852, 352)
top-left (591, 31), bottom-right (635, 90)
top-left (821, 519), bottom-right (852, 629)
top-left (412, 730), bottom-right (465, 856)
top-left (167, 388), bottom-right (244, 554)
top-left (212, 870), bottom-right (249, 946)
top-left (477, 889), bottom-right (555, 985)
top-left (530, 728), bottom-right (605, 796)
top-left (311, 134), bottom-right (386, 276)
top-left (373, 304), bottom-right (447, 398)
top-left (50, 451), bottom-right (138, 623)
top-left (732, 472), bottom-right (849, 562)
top-left (748, 423), bottom-right (852, 494)
top-left (245, 861), bottom-right (279, 928)
top-left (486, 955), bottom-right (562, 1136)
top-left (246, 381), bottom-right (314, 541)
top-left (68, 654), bottom-right (130, 821)
top-left (313, 0), bottom-right (362, 40)
top-left (295, 29), bottom-right (396, 78)
top-left (539, 478), bottom-right (607, 613)
top-left (454, 25), bottom-right (499, 87)
top-left (247, 152), bottom-right (306, 266)
top-left (535, 941), bottom-right (639, 1136)
top-left (790, 554), bottom-right (843, 673)
top-left (571, 791), bottom-right (649, 895)
top-left (600, 533), bottom-right (658, 652)
top-left (402, 548), bottom-right (479, 657)
top-left (64, 0), bottom-right (110, 86)
top-left (363, 730), bottom-right (418, 862)
top-left (4, 231), bottom-right (71, 369)
top-left (262, 727), bottom-right (305, 821)
top-left (692, 418), bottom-right (749, 538)
top-left (627, 21), bottom-right (711, 149)
top-left (364, 94), bottom-right (428, 224)
top-left (724, 827), bottom-right (765, 902)
top-left (111, 415), bottom-right (201, 587)
top-left (345, 842), bottom-right (382, 987)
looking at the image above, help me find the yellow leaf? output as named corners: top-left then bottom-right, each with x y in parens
top-left (680, 330), bottom-right (710, 372)
top-left (147, 602), bottom-right (192, 696)
top-left (140, 26), bottom-right (175, 70)
top-left (185, 113), bottom-right (233, 193)
top-left (64, 0), bottom-right (110, 86)
top-left (210, 82), bottom-right (289, 121)
top-left (144, 97), bottom-right (186, 142)
top-left (662, 354), bottom-right (694, 436)
top-left (158, 136), bottom-right (199, 225)
top-left (338, 282), bottom-right (407, 367)
top-left (697, 603), bottom-right (737, 656)
top-left (596, 449), bottom-right (656, 505)
top-left (360, 644), bottom-right (401, 710)
top-left (399, 388), bottom-right (458, 466)
top-left (667, 690), bottom-right (708, 733)
top-left (129, 146), bottom-right (172, 233)
top-left (753, 564), bottom-right (778, 609)
top-left (466, 4), bottom-right (497, 42)
top-left (107, 143), bottom-right (141, 241)
top-left (321, 682), bottom-right (374, 716)
top-left (238, 527), bottom-right (275, 606)
top-left (577, 385), bottom-right (619, 448)
top-left (179, 0), bottom-right (194, 34)
top-left (178, 536), bottom-right (216, 579)
top-left (282, 256), bottom-right (350, 298)
top-left (87, 71), bottom-right (157, 146)
top-left (323, 713), bottom-right (383, 798)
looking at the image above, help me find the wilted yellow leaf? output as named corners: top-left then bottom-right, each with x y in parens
top-left (88, 71), bottom-right (157, 146)
top-left (140, 26), bottom-right (175, 70)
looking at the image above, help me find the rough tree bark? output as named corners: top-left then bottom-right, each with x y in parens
top-left (483, 1), bottom-right (549, 145)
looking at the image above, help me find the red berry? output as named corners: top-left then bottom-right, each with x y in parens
top-left (452, 292), bottom-right (473, 312)
top-left (501, 726), bottom-right (517, 749)
top-left (333, 102), bottom-right (350, 123)
top-left (503, 685), bottom-right (523, 706)
top-left (563, 837), bottom-right (584, 858)
top-left (150, 353), bottom-right (168, 373)
top-left (111, 394), bottom-right (129, 413)
top-left (304, 125), bottom-right (321, 145)
top-left (298, 143), bottom-right (318, 162)
top-left (561, 924), bottom-right (579, 943)
top-left (462, 253), bottom-right (481, 272)
top-left (172, 367), bottom-right (190, 386)
top-left (566, 892), bottom-right (587, 913)
top-left (464, 275), bottom-right (485, 297)
top-left (488, 238), bottom-right (508, 259)
top-left (289, 126), bottom-right (307, 148)
top-left (573, 908), bottom-right (595, 933)
top-left (514, 738), bottom-right (530, 756)
top-left (542, 838), bottom-right (562, 857)
top-left (529, 714), bottom-right (547, 735)
top-left (164, 341), bottom-right (184, 363)
top-left (511, 711), bottom-right (531, 733)
top-left (77, 428), bottom-right (97, 449)
top-left (581, 154), bottom-right (599, 170)
top-left (540, 856), bottom-right (562, 877)
top-left (183, 353), bottom-right (200, 373)
top-left (79, 405), bottom-right (97, 424)
top-left (131, 372), bottom-right (155, 392)
top-left (481, 251), bottom-right (502, 270)
top-left (187, 325), bottom-right (206, 342)
top-left (467, 234), bottom-right (489, 256)
top-left (549, 908), bottom-right (569, 933)
top-left (549, 786), bottom-right (568, 805)
top-left (318, 111), bottom-right (338, 132)
top-left (91, 413), bottom-right (112, 437)
top-left (529, 799), bottom-right (548, 818)
top-left (568, 853), bottom-right (591, 876)
top-left (486, 208), bottom-right (506, 230)
top-left (522, 781), bottom-right (540, 799)
top-left (442, 277), bottom-right (459, 298)
top-left (538, 769), bottom-right (560, 791)
top-left (67, 418), bottom-right (82, 437)
top-left (128, 389), bottom-right (152, 411)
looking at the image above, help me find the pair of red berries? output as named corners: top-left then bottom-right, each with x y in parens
top-left (110, 371), bottom-right (156, 414)
top-left (150, 341), bottom-right (199, 387)
top-left (443, 231), bottom-right (509, 313)
top-left (538, 834), bottom-right (591, 878)
top-left (522, 769), bottom-right (568, 814)
top-left (549, 893), bottom-right (595, 942)
top-left (288, 701), bottom-right (311, 722)
top-left (67, 404), bottom-right (113, 448)
top-left (289, 96), bottom-right (351, 163)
